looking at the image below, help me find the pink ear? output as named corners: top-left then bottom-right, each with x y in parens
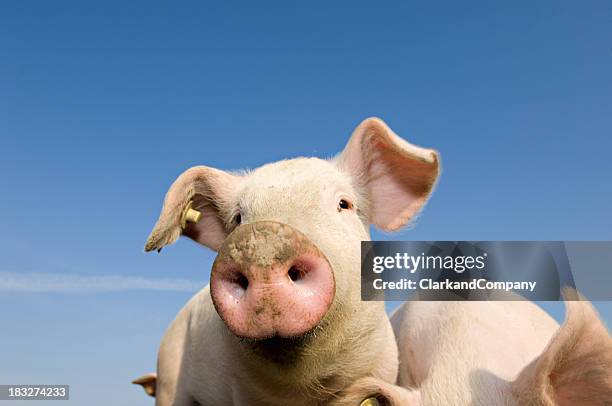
top-left (336, 117), bottom-right (440, 231)
top-left (512, 289), bottom-right (612, 405)
top-left (145, 166), bottom-right (242, 252)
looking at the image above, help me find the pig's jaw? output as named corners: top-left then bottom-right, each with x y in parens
top-left (241, 330), bottom-right (319, 364)
top-left (235, 302), bottom-right (332, 365)
top-left (229, 302), bottom-right (398, 405)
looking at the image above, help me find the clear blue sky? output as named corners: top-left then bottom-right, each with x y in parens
top-left (0, 2), bottom-right (610, 405)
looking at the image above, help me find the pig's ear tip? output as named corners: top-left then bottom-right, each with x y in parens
top-left (358, 116), bottom-right (386, 129)
top-left (363, 116), bottom-right (384, 123)
top-left (144, 228), bottom-right (168, 253)
top-left (133, 373), bottom-right (157, 397)
top-left (144, 226), bottom-right (181, 252)
top-left (144, 240), bottom-right (157, 252)
top-left (144, 228), bottom-right (181, 253)
top-left (143, 245), bottom-right (162, 253)
top-left (144, 237), bottom-right (164, 253)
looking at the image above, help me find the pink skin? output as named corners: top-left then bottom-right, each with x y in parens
top-left (210, 224), bottom-right (335, 340)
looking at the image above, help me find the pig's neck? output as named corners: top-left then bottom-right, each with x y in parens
top-left (231, 301), bottom-right (398, 405)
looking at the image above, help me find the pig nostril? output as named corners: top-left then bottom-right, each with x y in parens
top-left (233, 272), bottom-right (249, 291)
top-left (288, 266), bottom-right (303, 282)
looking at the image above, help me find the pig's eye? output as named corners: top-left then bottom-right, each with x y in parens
top-left (338, 199), bottom-right (353, 212)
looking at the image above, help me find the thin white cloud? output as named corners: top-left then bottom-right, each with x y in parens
top-left (0, 271), bottom-right (204, 293)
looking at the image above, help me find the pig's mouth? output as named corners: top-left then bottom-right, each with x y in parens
top-left (239, 323), bottom-right (324, 364)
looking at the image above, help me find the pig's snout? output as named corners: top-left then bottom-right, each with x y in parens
top-left (210, 221), bottom-right (335, 340)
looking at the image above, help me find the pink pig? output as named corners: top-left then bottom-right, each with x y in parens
top-left (134, 118), bottom-right (437, 405)
top-left (134, 118), bottom-right (611, 405)
top-left (332, 290), bottom-right (612, 405)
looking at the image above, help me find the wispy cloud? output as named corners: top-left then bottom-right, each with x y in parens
top-left (0, 271), bottom-right (205, 293)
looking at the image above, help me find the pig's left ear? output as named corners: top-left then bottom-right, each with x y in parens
top-left (336, 117), bottom-right (440, 231)
top-left (512, 289), bottom-right (612, 406)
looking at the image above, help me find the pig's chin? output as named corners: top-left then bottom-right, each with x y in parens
top-left (238, 325), bottom-right (323, 364)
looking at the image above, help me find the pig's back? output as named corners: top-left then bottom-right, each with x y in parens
top-left (391, 299), bottom-right (559, 404)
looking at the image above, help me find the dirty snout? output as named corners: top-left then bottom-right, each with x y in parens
top-left (210, 221), bottom-right (335, 340)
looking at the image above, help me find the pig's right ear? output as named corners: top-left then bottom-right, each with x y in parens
top-left (336, 118), bottom-right (440, 231)
top-left (145, 166), bottom-right (242, 252)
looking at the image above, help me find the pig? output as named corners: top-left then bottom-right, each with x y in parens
top-left (331, 290), bottom-right (612, 405)
top-left (134, 118), bottom-right (441, 405)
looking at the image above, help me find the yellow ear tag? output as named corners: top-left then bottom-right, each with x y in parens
top-left (180, 201), bottom-right (202, 229)
top-left (360, 397), bottom-right (380, 406)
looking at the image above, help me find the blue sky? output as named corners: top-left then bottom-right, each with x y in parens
top-left (1, 2), bottom-right (611, 405)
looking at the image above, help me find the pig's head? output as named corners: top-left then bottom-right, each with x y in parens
top-left (145, 118), bottom-right (439, 344)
